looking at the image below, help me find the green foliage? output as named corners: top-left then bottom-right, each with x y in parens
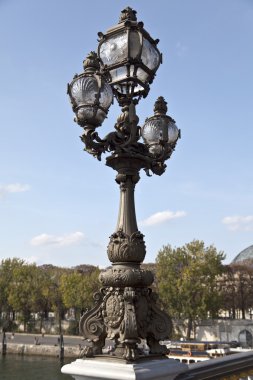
top-left (0, 258), bottom-right (25, 314)
top-left (0, 258), bottom-right (100, 333)
top-left (220, 262), bottom-right (253, 319)
top-left (80, 268), bottom-right (100, 309)
top-left (7, 262), bottom-right (40, 330)
top-left (156, 240), bottom-right (225, 338)
top-left (60, 268), bottom-right (100, 319)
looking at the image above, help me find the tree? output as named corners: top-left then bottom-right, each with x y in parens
top-left (156, 240), bottom-right (225, 339)
top-left (60, 268), bottom-right (100, 320)
top-left (81, 268), bottom-right (100, 310)
top-left (0, 258), bottom-right (25, 325)
top-left (33, 266), bottom-right (55, 332)
top-left (218, 265), bottom-right (237, 319)
top-left (7, 262), bottom-right (39, 331)
top-left (0, 259), bottom-right (100, 334)
top-left (46, 266), bottom-right (68, 334)
top-left (220, 262), bottom-right (253, 319)
top-left (60, 271), bottom-right (83, 320)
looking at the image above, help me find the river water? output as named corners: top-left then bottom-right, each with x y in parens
top-left (0, 355), bottom-right (73, 380)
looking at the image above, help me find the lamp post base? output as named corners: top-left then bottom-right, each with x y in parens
top-left (61, 357), bottom-right (187, 380)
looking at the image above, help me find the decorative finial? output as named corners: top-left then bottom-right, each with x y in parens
top-left (119, 7), bottom-right (137, 23)
top-left (83, 51), bottom-right (100, 72)
top-left (154, 96), bottom-right (168, 115)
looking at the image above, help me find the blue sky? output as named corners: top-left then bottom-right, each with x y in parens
top-left (0, 0), bottom-right (252, 268)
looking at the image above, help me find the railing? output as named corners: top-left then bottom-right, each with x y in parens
top-left (175, 351), bottom-right (253, 380)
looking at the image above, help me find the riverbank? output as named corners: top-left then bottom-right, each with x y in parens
top-left (0, 333), bottom-right (84, 358)
top-left (0, 342), bottom-right (80, 358)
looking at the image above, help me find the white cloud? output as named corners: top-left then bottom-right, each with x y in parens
top-left (222, 215), bottom-right (253, 231)
top-left (140, 210), bottom-right (187, 227)
top-left (25, 256), bottom-right (39, 264)
top-left (30, 232), bottom-right (85, 247)
top-left (0, 183), bottom-right (30, 198)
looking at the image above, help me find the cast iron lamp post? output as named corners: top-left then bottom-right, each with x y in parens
top-left (68, 7), bottom-right (180, 362)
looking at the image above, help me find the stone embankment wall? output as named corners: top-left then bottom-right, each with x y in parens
top-left (0, 343), bottom-right (80, 358)
top-left (173, 318), bottom-right (253, 344)
top-left (197, 319), bottom-right (253, 343)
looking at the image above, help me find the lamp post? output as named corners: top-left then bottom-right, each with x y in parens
top-left (64, 7), bottom-right (183, 378)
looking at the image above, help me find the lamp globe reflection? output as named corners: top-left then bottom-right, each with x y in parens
top-left (66, 7), bottom-right (180, 362)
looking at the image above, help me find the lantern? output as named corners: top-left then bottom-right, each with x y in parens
top-left (98, 7), bottom-right (162, 103)
top-left (67, 51), bottom-right (113, 127)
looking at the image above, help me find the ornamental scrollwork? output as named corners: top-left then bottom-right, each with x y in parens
top-left (99, 267), bottom-right (154, 288)
top-left (134, 288), bottom-right (171, 355)
top-left (145, 291), bottom-right (172, 354)
top-left (101, 288), bottom-right (124, 339)
top-left (79, 285), bottom-right (171, 360)
top-left (79, 291), bottom-right (106, 355)
top-left (79, 101), bottom-right (175, 176)
top-left (120, 287), bottom-right (140, 361)
top-left (107, 230), bottom-right (146, 263)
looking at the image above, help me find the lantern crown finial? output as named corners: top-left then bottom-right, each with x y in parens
top-left (154, 96), bottom-right (168, 115)
top-left (119, 7), bottom-right (137, 23)
top-left (83, 51), bottom-right (100, 73)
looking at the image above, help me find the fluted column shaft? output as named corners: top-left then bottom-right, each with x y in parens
top-left (116, 173), bottom-right (139, 237)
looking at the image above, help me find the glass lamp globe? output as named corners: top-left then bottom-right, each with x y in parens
top-left (67, 52), bottom-right (113, 127)
top-left (141, 97), bottom-right (180, 157)
top-left (98, 7), bottom-right (162, 103)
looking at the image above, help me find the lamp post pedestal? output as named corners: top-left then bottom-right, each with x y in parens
top-left (61, 357), bottom-right (188, 380)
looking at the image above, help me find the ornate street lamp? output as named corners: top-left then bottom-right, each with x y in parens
top-left (67, 6), bottom-right (180, 363)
